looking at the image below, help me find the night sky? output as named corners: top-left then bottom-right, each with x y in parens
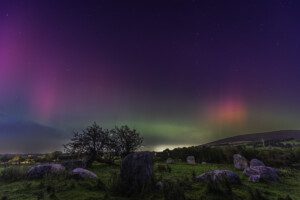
top-left (1, 0), bottom-right (300, 153)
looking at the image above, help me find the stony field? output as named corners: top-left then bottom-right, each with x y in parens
top-left (0, 162), bottom-right (298, 200)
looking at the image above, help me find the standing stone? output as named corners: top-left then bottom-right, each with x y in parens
top-left (120, 152), bottom-right (154, 194)
top-left (187, 156), bottom-right (196, 164)
top-left (249, 175), bottom-right (261, 182)
top-left (196, 170), bottom-right (241, 184)
top-left (243, 166), bottom-right (279, 182)
top-left (166, 158), bottom-right (174, 164)
top-left (233, 154), bottom-right (248, 170)
top-left (250, 159), bottom-right (265, 167)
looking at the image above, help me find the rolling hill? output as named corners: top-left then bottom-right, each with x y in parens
top-left (206, 130), bottom-right (300, 146)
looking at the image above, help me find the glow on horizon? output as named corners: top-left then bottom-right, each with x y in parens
top-left (149, 144), bottom-right (197, 152)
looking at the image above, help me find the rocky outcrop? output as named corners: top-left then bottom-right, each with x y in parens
top-left (243, 166), bottom-right (279, 182)
top-left (233, 154), bottom-right (248, 170)
top-left (196, 170), bottom-right (241, 184)
top-left (250, 159), bottom-right (265, 167)
top-left (27, 164), bottom-right (65, 179)
top-left (71, 168), bottom-right (98, 179)
top-left (120, 152), bottom-right (154, 194)
top-left (186, 156), bottom-right (196, 164)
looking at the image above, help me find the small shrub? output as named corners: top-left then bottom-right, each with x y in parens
top-left (1, 196), bottom-right (8, 200)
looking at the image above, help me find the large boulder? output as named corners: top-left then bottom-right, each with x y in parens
top-left (250, 159), bottom-right (265, 167)
top-left (71, 168), bottom-right (98, 179)
top-left (233, 154), bottom-right (248, 170)
top-left (196, 170), bottom-right (241, 184)
top-left (27, 164), bottom-right (65, 179)
top-left (62, 160), bottom-right (86, 170)
top-left (120, 152), bottom-right (154, 194)
top-left (187, 156), bottom-right (196, 164)
top-left (243, 166), bottom-right (279, 182)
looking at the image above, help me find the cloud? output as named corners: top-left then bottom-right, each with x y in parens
top-left (0, 113), bottom-right (66, 153)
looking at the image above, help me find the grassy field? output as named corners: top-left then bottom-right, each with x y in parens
top-left (0, 163), bottom-right (299, 200)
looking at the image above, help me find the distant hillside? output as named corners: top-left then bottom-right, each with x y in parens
top-left (206, 130), bottom-right (300, 146)
top-left (0, 113), bottom-right (65, 153)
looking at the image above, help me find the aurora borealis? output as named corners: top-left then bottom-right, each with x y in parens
top-left (1, 1), bottom-right (300, 153)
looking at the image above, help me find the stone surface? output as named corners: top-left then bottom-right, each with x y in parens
top-left (120, 152), bottom-right (154, 193)
top-left (27, 164), bottom-right (65, 179)
top-left (71, 168), bottom-right (98, 179)
top-left (166, 158), bottom-right (174, 164)
top-left (243, 166), bottom-right (279, 182)
top-left (196, 170), bottom-right (241, 184)
top-left (62, 160), bottom-right (86, 170)
top-left (250, 159), bottom-right (265, 167)
top-left (186, 156), bottom-right (196, 164)
top-left (249, 175), bottom-right (260, 182)
top-left (233, 154), bottom-right (248, 170)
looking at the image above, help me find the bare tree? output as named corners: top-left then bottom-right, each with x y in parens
top-left (113, 125), bottom-right (143, 158)
top-left (64, 123), bottom-right (144, 167)
top-left (64, 122), bottom-right (109, 167)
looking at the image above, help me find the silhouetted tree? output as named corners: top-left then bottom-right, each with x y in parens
top-left (64, 122), bottom-right (109, 167)
top-left (113, 125), bottom-right (143, 157)
top-left (64, 123), bottom-right (144, 166)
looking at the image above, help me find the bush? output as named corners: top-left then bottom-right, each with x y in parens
top-left (0, 166), bottom-right (28, 182)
